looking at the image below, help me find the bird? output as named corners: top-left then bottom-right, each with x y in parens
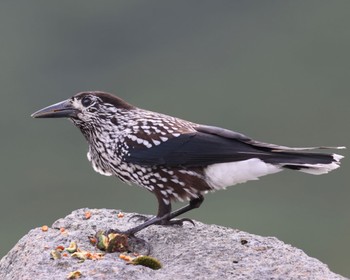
top-left (31, 91), bottom-right (345, 235)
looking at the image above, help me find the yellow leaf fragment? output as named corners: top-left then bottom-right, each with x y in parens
top-left (65, 241), bottom-right (77, 253)
top-left (67, 270), bottom-right (82, 279)
top-left (71, 252), bottom-right (87, 261)
top-left (50, 249), bottom-right (62, 260)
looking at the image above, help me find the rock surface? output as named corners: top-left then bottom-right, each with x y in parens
top-left (0, 208), bottom-right (346, 280)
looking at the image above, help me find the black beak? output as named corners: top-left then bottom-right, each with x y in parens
top-left (31, 99), bottom-right (78, 118)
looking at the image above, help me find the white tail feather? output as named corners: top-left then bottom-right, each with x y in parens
top-left (285, 153), bottom-right (344, 175)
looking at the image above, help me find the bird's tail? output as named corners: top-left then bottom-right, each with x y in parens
top-left (265, 151), bottom-right (344, 175)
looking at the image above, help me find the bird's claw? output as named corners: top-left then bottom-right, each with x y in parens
top-left (128, 214), bottom-right (151, 223)
top-left (160, 217), bottom-right (195, 227)
top-left (128, 214), bottom-right (195, 227)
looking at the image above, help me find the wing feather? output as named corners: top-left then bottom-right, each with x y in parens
top-left (196, 125), bottom-right (345, 151)
top-left (125, 129), bottom-right (273, 167)
top-left (125, 124), bottom-right (345, 167)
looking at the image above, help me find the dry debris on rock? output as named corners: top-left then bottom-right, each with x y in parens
top-left (0, 208), bottom-right (346, 280)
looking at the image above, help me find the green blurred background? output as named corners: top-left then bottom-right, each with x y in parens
top-left (1, 0), bottom-right (349, 277)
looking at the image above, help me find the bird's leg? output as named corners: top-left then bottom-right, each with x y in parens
top-left (166, 194), bottom-right (204, 222)
top-left (100, 195), bottom-right (204, 255)
top-left (126, 194), bottom-right (204, 235)
top-left (152, 194), bottom-right (204, 226)
top-left (127, 193), bottom-right (172, 223)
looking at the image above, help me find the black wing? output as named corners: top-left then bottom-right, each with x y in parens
top-left (125, 125), bottom-right (342, 167)
top-left (125, 127), bottom-right (275, 167)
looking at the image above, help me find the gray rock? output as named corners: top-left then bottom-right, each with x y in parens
top-left (0, 208), bottom-right (346, 280)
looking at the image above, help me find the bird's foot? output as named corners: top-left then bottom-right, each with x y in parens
top-left (129, 213), bottom-right (195, 227)
top-left (128, 194), bottom-right (203, 229)
top-left (128, 211), bottom-right (195, 227)
top-left (94, 196), bottom-right (203, 254)
top-left (155, 217), bottom-right (195, 227)
top-left (128, 214), bottom-right (151, 223)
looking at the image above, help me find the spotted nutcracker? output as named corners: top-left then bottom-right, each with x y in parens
top-left (31, 91), bottom-right (345, 235)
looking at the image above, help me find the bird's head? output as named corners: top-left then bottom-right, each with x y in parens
top-left (31, 91), bottom-right (134, 128)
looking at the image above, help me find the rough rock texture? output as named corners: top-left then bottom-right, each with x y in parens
top-left (0, 208), bottom-right (346, 280)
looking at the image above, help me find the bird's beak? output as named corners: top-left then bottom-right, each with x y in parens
top-left (31, 99), bottom-right (78, 118)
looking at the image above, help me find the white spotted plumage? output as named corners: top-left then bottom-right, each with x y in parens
top-left (32, 91), bottom-right (344, 227)
top-left (64, 91), bottom-right (344, 207)
top-left (82, 112), bottom-right (205, 205)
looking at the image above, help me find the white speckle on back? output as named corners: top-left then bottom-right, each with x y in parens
top-left (142, 140), bottom-right (152, 148)
top-left (152, 139), bottom-right (161, 145)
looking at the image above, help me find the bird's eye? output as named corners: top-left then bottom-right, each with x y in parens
top-left (81, 96), bottom-right (92, 107)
